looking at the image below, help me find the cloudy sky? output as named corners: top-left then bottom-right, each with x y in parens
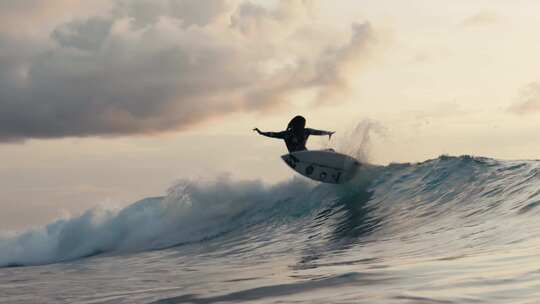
top-left (2, 0), bottom-right (540, 230)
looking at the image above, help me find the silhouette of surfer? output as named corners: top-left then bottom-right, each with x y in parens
top-left (253, 115), bottom-right (335, 152)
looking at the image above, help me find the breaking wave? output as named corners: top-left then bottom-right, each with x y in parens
top-left (3, 155), bottom-right (540, 267)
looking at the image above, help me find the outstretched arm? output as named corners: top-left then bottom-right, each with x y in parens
top-left (253, 128), bottom-right (287, 139)
top-left (307, 128), bottom-right (335, 138)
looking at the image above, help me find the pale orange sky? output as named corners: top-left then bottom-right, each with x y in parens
top-left (2, 0), bottom-right (540, 230)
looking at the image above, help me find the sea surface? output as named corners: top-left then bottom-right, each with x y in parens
top-left (2, 155), bottom-right (540, 303)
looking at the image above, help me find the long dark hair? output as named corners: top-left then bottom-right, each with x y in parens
top-left (287, 115), bottom-right (306, 131)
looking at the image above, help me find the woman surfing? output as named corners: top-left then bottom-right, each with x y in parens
top-left (253, 115), bottom-right (335, 152)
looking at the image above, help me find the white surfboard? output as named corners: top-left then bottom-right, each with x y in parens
top-left (281, 150), bottom-right (361, 184)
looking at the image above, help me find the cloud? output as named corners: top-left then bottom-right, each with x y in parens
top-left (508, 82), bottom-right (540, 115)
top-left (51, 17), bottom-right (114, 51)
top-left (0, 1), bottom-right (111, 36)
top-left (113, 0), bottom-right (229, 28)
top-left (0, 0), bottom-right (377, 142)
top-left (461, 11), bottom-right (502, 27)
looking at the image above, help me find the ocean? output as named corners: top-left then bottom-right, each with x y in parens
top-left (2, 155), bottom-right (540, 303)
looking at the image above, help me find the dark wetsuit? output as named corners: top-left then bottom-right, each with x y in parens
top-left (259, 128), bottom-right (332, 152)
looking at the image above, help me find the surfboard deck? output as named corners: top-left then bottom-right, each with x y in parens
top-left (281, 150), bottom-right (361, 184)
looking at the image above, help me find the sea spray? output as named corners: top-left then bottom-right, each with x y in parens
top-left (337, 119), bottom-right (386, 163)
top-left (317, 119), bottom-right (386, 163)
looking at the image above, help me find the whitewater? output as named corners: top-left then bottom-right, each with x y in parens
top-left (2, 155), bottom-right (540, 303)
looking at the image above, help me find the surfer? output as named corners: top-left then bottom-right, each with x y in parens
top-left (253, 115), bottom-right (335, 152)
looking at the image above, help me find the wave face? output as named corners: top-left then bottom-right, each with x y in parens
top-left (3, 155), bottom-right (540, 267)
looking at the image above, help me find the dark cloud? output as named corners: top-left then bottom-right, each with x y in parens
top-left (51, 17), bottom-right (113, 51)
top-left (508, 82), bottom-right (540, 115)
top-left (0, 0), bottom-right (376, 142)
